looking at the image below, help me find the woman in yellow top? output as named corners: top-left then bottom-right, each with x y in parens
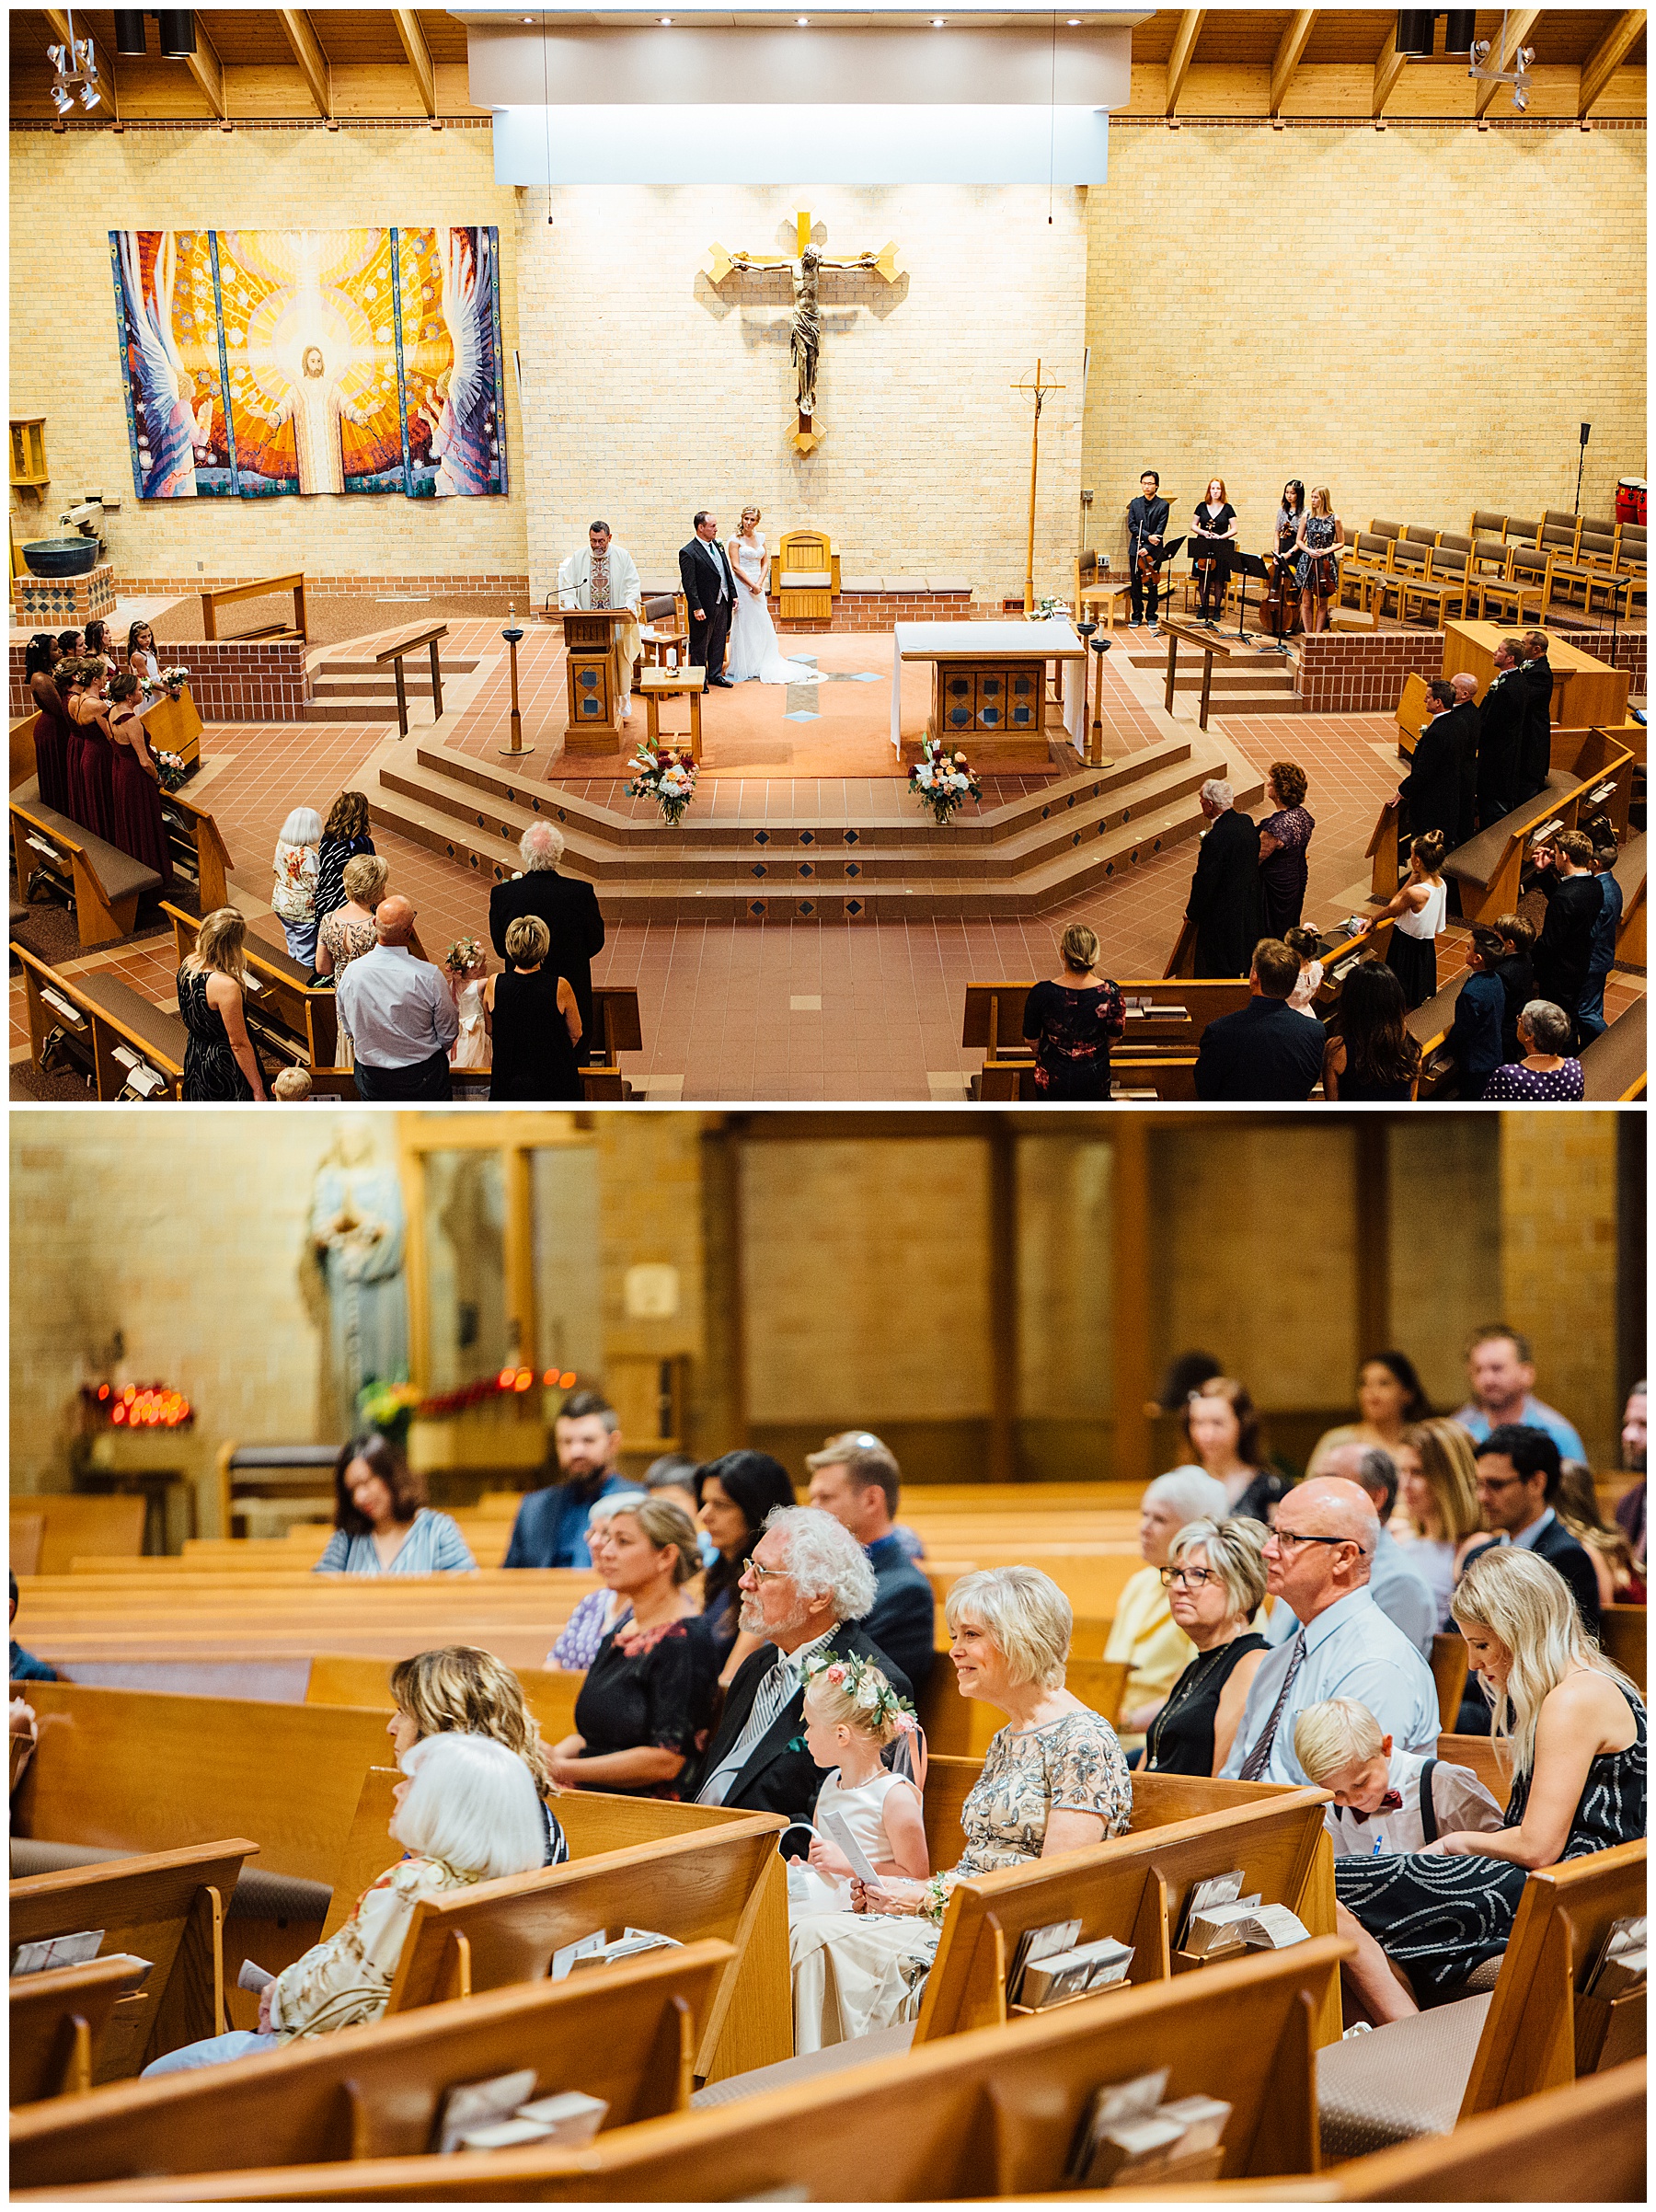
top-left (1106, 1469), bottom-right (1229, 1753)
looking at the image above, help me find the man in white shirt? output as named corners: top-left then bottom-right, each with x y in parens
top-left (1221, 1478), bottom-right (1439, 1788)
top-left (1261, 1444), bottom-right (1435, 1661)
top-left (557, 520), bottom-right (642, 720)
top-left (334, 896), bottom-right (459, 1100)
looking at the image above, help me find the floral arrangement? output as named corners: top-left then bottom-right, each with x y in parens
top-left (801, 1649), bottom-right (920, 1736)
top-left (1031, 595), bottom-right (1072, 623)
top-left (444, 935), bottom-right (486, 977)
top-left (155, 751), bottom-right (188, 792)
top-left (625, 742), bottom-right (698, 828)
top-left (908, 736), bottom-right (983, 828)
top-left (357, 1366), bottom-right (581, 1441)
top-left (159, 664), bottom-right (190, 691)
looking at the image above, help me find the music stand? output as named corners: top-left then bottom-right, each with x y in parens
top-left (1229, 550), bottom-right (1271, 643)
top-left (1143, 536), bottom-right (1185, 627)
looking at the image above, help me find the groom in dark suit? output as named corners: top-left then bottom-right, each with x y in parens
top-left (679, 510), bottom-right (737, 687)
top-left (691, 1505), bottom-right (913, 1827)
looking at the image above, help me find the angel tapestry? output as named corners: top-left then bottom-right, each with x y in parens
top-left (109, 225), bottom-right (507, 501)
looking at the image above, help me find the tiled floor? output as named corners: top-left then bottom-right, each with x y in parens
top-left (10, 612), bottom-right (1644, 1100)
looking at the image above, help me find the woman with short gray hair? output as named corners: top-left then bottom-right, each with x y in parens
top-left (1482, 999), bottom-right (1585, 1102)
top-left (1144, 1517), bottom-right (1271, 1777)
top-left (1106, 1469), bottom-right (1229, 1749)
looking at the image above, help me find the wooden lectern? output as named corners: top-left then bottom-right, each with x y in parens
top-left (558, 608), bottom-right (634, 755)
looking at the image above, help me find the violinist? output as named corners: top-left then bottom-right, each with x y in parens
top-left (1293, 484), bottom-right (1344, 636)
top-left (1192, 477), bottom-right (1237, 625)
top-left (1259, 479), bottom-right (1305, 644)
top-left (1127, 469), bottom-right (1171, 633)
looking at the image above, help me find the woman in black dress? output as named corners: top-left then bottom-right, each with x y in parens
top-left (1181, 1377), bottom-right (1287, 1526)
top-left (1192, 477), bottom-right (1237, 623)
top-left (1322, 960), bottom-right (1421, 1102)
top-left (1256, 761), bottom-right (1315, 939)
top-left (177, 906), bottom-right (268, 1101)
top-left (697, 1449), bottom-right (798, 1686)
top-left (484, 915), bottom-right (583, 1100)
top-left (1144, 1516), bottom-right (1271, 1777)
top-left (547, 1498), bottom-right (714, 1799)
top-left (1021, 923), bottom-right (1127, 1100)
top-left (1334, 1545), bottom-right (1645, 2024)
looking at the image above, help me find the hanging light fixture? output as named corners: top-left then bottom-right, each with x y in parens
top-left (157, 11), bottom-right (197, 58)
top-left (1467, 8), bottom-right (1535, 113)
top-left (46, 8), bottom-right (102, 113)
top-left (113, 10), bottom-right (148, 54)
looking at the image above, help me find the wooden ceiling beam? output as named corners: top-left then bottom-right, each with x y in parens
top-left (1372, 22), bottom-right (1407, 118)
top-left (393, 6), bottom-right (438, 118)
top-left (1473, 6), bottom-right (1541, 119)
top-left (182, 12), bottom-right (226, 117)
top-left (1165, 7), bottom-right (1206, 117)
top-left (1269, 7), bottom-right (1316, 117)
top-left (278, 8), bottom-right (332, 120)
top-left (1579, 7), bottom-right (1642, 116)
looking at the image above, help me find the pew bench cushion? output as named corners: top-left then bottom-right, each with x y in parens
top-left (11, 1837), bottom-right (332, 1925)
top-left (1581, 1007), bottom-right (1646, 1100)
top-left (17, 801), bottom-right (163, 904)
top-left (1441, 773), bottom-right (1575, 889)
top-left (688, 2020), bottom-right (916, 2108)
top-left (1317, 1990), bottom-right (1492, 2159)
top-left (69, 974), bottom-right (190, 1066)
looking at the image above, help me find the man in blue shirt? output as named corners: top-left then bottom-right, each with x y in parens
top-left (501, 1389), bottom-right (629, 1570)
top-left (1222, 1477), bottom-right (1438, 1789)
top-left (1453, 1326), bottom-right (1586, 1462)
top-left (1264, 1446), bottom-right (1434, 1661)
top-left (805, 1433), bottom-right (936, 1691)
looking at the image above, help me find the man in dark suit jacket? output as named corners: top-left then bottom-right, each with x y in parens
top-left (501, 1390), bottom-right (628, 1570)
top-left (1518, 630), bottom-right (1554, 801)
top-left (1473, 1423), bottom-right (1603, 1637)
top-left (804, 1432), bottom-right (936, 1692)
top-left (1393, 680), bottom-right (1460, 851)
top-left (1532, 829), bottom-right (1604, 1045)
top-left (1195, 938), bottom-right (1328, 1101)
top-left (679, 510), bottom-right (738, 687)
top-left (1475, 639), bottom-right (1528, 828)
top-left (489, 819), bottom-right (605, 1054)
top-left (1184, 778), bottom-right (1259, 977)
top-left (1446, 674), bottom-right (1481, 848)
top-left (690, 1507), bottom-right (914, 1826)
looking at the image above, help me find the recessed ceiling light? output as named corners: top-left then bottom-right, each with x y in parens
top-left (932, 14), bottom-right (946, 22)
top-left (1067, 15), bottom-right (1081, 22)
top-left (797, 15), bottom-right (809, 23)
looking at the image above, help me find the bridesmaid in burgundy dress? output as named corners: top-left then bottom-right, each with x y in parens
top-left (66, 661), bottom-right (116, 841)
top-left (24, 637), bottom-right (70, 813)
top-left (106, 670), bottom-right (172, 886)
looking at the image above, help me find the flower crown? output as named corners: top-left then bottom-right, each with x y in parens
top-left (801, 1650), bottom-right (918, 1734)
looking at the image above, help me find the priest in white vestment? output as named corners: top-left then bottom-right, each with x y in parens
top-left (557, 521), bottom-right (642, 720)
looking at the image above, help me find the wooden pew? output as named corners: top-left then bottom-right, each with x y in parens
top-left (10, 1939), bottom-right (735, 2189)
top-left (918, 1655), bottom-right (1127, 1758)
top-left (305, 1655), bottom-right (583, 1747)
top-left (9, 1498), bottom-right (145, 1578)
top-left (10, 1842), bottom-right (257, 2080)
top-left (1429, 1632), bottom-right (1468, 1731)
top-left (1437, 1732), bottom-right (1507, 1802)
top-left (914, 1780), bottom-right (1339, 2048)
top-left (1581, 1007), bottom-right (1648, 1102)
top-left (12, 1511), bottom-right (44, 1578)
top-left (1598, 1604), bottom-right (1645, 1691)
top-left (963, 979), bottom-right (1254, 1099)
top-left (11, 942), bottom-right (188, 1100)
top-left (10, 797), bottom-right (162, 948)
top-left (157, 788), bottom-right (232, 916)
top-left (121, 1941), bottom-right (1349, 2203)
top-left (1433, 728), bottom-right (1636, 927)
top-left (449, 986), bottom-right (648, 1102)
top-left (10, 1953), bottom-right (154, 2103)
top-left (1612, 831), bottom-right (1645, 965)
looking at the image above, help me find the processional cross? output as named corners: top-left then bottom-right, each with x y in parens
top-left (707, 210), bottom-right (902, 455)
top-left (1011, 358), bottom-right (1065, 614)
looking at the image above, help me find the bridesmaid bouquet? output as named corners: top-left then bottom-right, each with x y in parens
top-left (626, 742), bottom-right (699, 829)
top-left (155, 750), bottom-right (188, 791)
top-left (909, 737), bottom-right (982, 828)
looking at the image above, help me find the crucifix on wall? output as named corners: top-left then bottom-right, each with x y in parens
top-left (707, 211), bottom-right (903, 455)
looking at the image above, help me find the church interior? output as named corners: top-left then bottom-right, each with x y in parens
top-left (6, 1105), bottom-right (1648, 2195)
top-left (6, 5), bottom-right (1648, 1101)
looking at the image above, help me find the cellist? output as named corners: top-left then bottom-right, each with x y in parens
top-left (1127, 469), bottom-right (1170, 633)
top-left (1259, 478), bottom-right (1305, 639)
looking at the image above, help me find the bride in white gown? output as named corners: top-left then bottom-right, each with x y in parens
top-left (725, 508), bottom-right (821, 685)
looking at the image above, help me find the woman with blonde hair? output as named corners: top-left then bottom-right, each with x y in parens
top-left (178, 905), bottom-right (267, 1100)
top-left (485, 914), bottom-right (582, 1100)
top-left (387, 1644), bottom-right (569, 1866)
top-left (1555, 1462), bottom-right (1646, 1608)
top-left (726, 505), bottom-right (820, 685)
top-left (1020, 921), bottom-right (1127, 1100)
top-left (1144, 1516), bottom-right (1270, 1778)
top-left (1332, 1545), bottom-right (1644, 2023)
top-left (1106, 1469), bottom-right (1230, 1749)
top-left (1293, 484), bottom-right (1343, 635)
top-left (315, 853), bottom-right (388, 1071)
top-left (1393, 1417), bottom-right (1496, 1629)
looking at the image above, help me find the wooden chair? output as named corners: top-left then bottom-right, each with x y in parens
top-left (1397, 547), bottom-right (1470, 629)
top-left (10, 1842), bottom-right (258, 2080)
top-left (1468, 507), bottom-right (1509, 540)
top-left (1429, 1632), bottom-right (1468, 1731)
top-left (9, 1953), bottom-right (152, 2104)
top-left (773, 529), bottom-right (840, 623)
top-left (636, 591), bottom-right (688, 681)
top-left (9, 1939), bottom-right (734, 2190)
top-left (1074, 547), bottom-right (1131, 631)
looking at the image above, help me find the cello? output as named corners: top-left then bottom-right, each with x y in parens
top-left (1255, 550), bottom-right (1303, 639)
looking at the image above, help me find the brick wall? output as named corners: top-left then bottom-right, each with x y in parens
top-left (116, 573), bottom-right (533, 606)
top-left (1296, 629), bottom-right (1444, 714)
top-left (9, 638), bottom-right (308, 722)
top-left (1596, 627), bottom-right (1648, 699)
top-left (1499, 1114), bottom-right (1622, 1469)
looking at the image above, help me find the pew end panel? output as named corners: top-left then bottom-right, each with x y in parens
top-left (8, 1953), bottom-right (153, 2105)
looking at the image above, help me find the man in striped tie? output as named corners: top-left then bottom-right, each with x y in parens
top-left (693, 1506), bottom-right (914, 1822)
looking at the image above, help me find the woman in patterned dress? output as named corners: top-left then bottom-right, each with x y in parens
top-left (1294, 484), bottom-right (1344, 635)
top-left (1333, 1545), bottom-right (1644, 2024)
top-left (177, 905), bottom-right (268, 1101)
top-left (1020, 923), bottom-right (1128, 1100)
top-left (315, 853), bottom-right (388, 1071)
top-left (1256, 760), bottom-right (1315, 939)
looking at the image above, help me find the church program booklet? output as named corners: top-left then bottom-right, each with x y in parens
top-left (434, 2067), bottom-right (540, 2153)
top-left (514, 2091), bottom-right (609, 2145)
top-left (11, 1930), bottom-right (105, 1976)
top-left (1018, 1935), bottom-right (1133, 2010)
top-left (1006, 1917), bottom-right (1084, 2005)
top-left (819, 1809), bottom-right (889, 1897)
top-left (1176, 1872), bottom-right (1246, 1953)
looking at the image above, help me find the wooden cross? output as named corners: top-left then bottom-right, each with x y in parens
top-left (1011, 358), bottom-right (1065, 614)
top-left (707, 210), bottom-right (903, 455)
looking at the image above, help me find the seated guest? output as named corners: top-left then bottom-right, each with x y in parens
top-left (1308, 1353), bottom-right (1431, 1475)
top-left (545, 1491), bottom-right (647, 1667)
top-left (1556, 1460), bottom-right (1645, 1609)
top-left (1363, 830), bottom-right (1448, 1011)
top-left (144, 1734), bottom-right (545, 2072)
top-left (503, 1388), bottom-right (629, 1569)
top-left (1531, 830), bottom-right (1603, 1047)
top-left (1393, 1418), bottom-right (1493, 1630)
top-left (1483, 998), bottom-right (1584, 1101)
top-left (8, 1570), bottom-right (57, 1682)
top-left (696, 1448), bottom-right (798, 1682)
top-left (335, 895), bottom-right (459, 1101)
top-left (1179, 1374), bottom-right (1287, 1525)
top-left (1331, 1546), bottom-right (1644, 2023)
top-left (1020, 923), bottom-right (1126, 1100)
top-left (313, 789), bottom-right (375, 938)
top-left (484, 915), bottom-right (583, 1101)
top-left (178, 906), bottom-right (268, 1102)
top-left (692, 1506), bottom-right (913, 1816)
top-left (1105, 1469), bottom-right (1229, 1751)
top-left (806, 1434), bottom-right (936, 1689)
top-left (810, 1432), bottom-right (924, 1561)
top-left (1491, 913), bottom-right (1536, 1066)
top-left (1454, 1324), bottom-right (1585, 1459)
top-left (1294, 1695), bottom-right (1501, 1859)
top-left (1442, 927), bottom-right (1509, 1098)
top-left (489, 821), bottom-right (604, 1054)
top-left (1271, 1444), bottom-right (1434, 1659)
top-left (386, 1645), bottom-right (569, 1867)
top-left (1256, 760), bottom-right (1314, 939)
top-left (1221, 1478), bottom-right (1438, 1787)
top-left (1616, 1381), bottom-right (1646, 1573)
top-left (315, 1434), bottom-right (477, 1575)
top-left (548, 1499), bottom-right (714, 1799)
top-left (1144, 1516), bottom-right (1269, 1778)
top-left (641, 1454), bottom-right (718, 1566)
top-left (1322, 959), bottom-right (1420, 1101)
top-left (1577, 841), bottom-right (1623, 1046)
top-left (270, 806), bottom-right (323, 968)
top-left (1474, 1424), bottom-right (1604, 1637)
top-left (1195, 938), bottom-right (1327, 1101)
